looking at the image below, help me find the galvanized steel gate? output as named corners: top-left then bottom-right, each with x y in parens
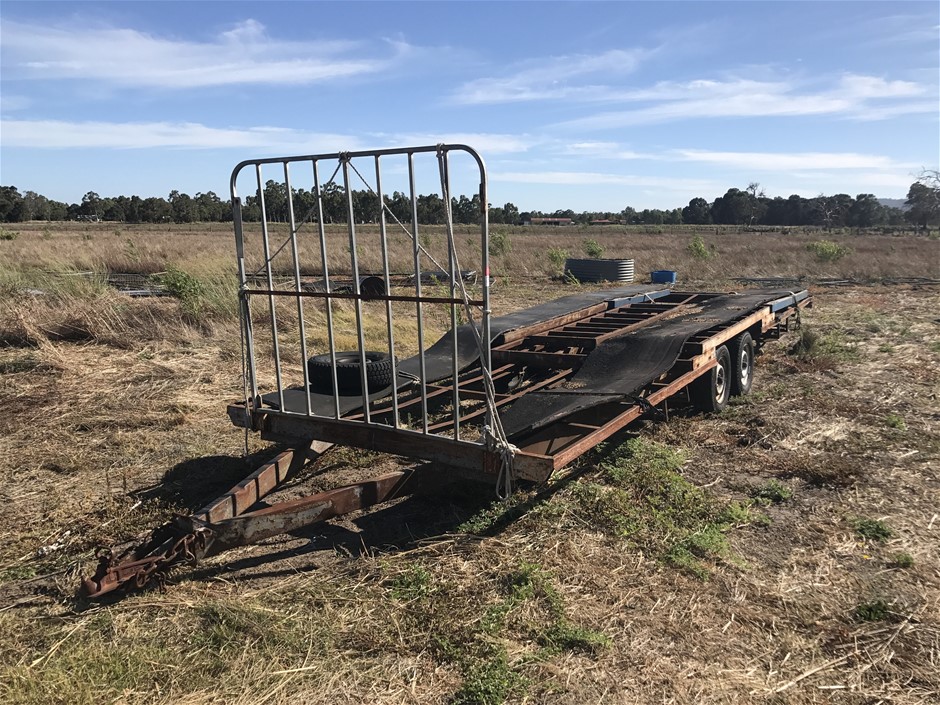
top-left (229, 144), bottom-right (500, 469)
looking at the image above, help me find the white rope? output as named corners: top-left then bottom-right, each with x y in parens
top-left (347, 151), bottom-right (517, 498)
top-left (434, 147), bottom-right (517, 499)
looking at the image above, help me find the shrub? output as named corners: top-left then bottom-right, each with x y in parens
top-left (687, 233), bottom-right (712, 260)
top-left (806, 240), bottom-right (852, 261)
top-left (547, 247), bottom-right (569, 274)
top-left (488, 230), bottom-right (511, 257)
top-left (582, 238), bottom-right (604, 258)
top-left (0, 229), bottom-right (18, 241)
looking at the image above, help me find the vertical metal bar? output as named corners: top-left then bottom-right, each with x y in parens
top-left (232, 197), bottom-right (259, 405)
top-left (479, 165), bottom-right (491, 442)
top-left (375, 155), bottom-right (400, 429)
top-left (441, 149), bottom-right (460, 441)
top-left (284, 162), bottom-right (312, 416)
top-left (408, 153), bottom-right (429, 434)
top-left (342, 156), bottom-right (371, 423)
top-left (256, 164), bottom-right (285, 413)
top-left (313, 160), bottom-right (341, 419)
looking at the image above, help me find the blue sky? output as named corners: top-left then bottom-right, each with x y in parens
top-left (1, 1), bottom-right (937, 211)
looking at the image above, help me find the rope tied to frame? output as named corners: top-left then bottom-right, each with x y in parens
top-left (434, 146), bottom-right (518, 499)
top-left (347, 148), bottom-right (518, 498)
top-left (788, 291), bottom-right (803, 330)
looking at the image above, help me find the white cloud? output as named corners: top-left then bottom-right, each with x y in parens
top-left (0, 119), bottom-right (366, 151)
top-left (452, 48), bottom-right (650, 105)
top-left (555, 72), bottom-right (936, 128)
top-left (0, 120), bottom-right (537, 158)
top-left (492, 170), bottom-right (715, 191)
top-left (673, 150), bottom-right (916, 171)
top-left (0, 19), bottom-right (407, 88)
top-left (385, 132), bottom-right (536, 154)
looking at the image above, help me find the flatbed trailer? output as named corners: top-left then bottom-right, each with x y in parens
top-left (81, 145), bottom-right (811, 598)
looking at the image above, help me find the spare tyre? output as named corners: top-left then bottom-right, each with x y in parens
top-left (307, 351), bottom-right (395, 396)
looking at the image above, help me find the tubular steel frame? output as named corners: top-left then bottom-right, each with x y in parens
top-left (230, 144), bottom-right (493, 466)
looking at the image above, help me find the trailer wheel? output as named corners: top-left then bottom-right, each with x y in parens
top-left (729, 332), bottom-right (755, 396)
top-left (307, 351), bottom-right (395, 395)
top-left (691, 345), bottom-right (731, 413)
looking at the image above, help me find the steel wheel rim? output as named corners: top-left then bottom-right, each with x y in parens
top-left (740, 349), bottom-right (751, 384)
top-left (715, 363), bottom-right (727, 400)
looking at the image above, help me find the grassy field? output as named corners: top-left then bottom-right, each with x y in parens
top-left (0, 223), bottom-right (938, 704)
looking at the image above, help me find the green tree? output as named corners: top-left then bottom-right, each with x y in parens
top-left (0, 186), bottom-right (24, 222)
top-left (905, 172), bottom-right (940, 228)
top-left (847, 194), bottom-right (886, 228)
top-left (681, 197), bottom-right (711, 225)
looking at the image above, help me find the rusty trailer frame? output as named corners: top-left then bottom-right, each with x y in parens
top-left (80, 145), bottom-right (811, 599)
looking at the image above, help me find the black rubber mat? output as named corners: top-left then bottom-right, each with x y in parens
top-left (499, 290), bottom-right (798, 439)
top-left (262, 284), bottom-right (666, 415)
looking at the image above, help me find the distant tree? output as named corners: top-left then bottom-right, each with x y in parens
top-left (140, 196), bottom-right (172, 223)
top-left (847, 194), bottom-right (886, 228)
top-left (638, 208), bottom-right (664, 225)
top-left (80, 191), bottom-right (102, 218)
top-left (905, 171), bottom-right (940, 228)
top-left (681, 197), bottom-right (711, 225)
top-left (416, 193), bottom-right (446, 224)
top-left (0, 186), bottom-right (24, 222)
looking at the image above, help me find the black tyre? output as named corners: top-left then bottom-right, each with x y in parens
top-left (690, 344), bottom-right (731, 413)
top-left (728, 331), bottom-right (755, 396)
top-left (307, 351), bottom-right (395, 395)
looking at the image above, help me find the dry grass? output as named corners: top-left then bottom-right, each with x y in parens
top-left (0, 224), bottom-right (938, 704)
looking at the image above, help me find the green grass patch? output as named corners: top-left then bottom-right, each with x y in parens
top-left (537, 620), bottom-right (611, 655)
top-left (789, 327), bottom-right (860, 363)
top-left (854, 599), bottom-right (891, 622)
top-left (570, 438), bottom-right (761, 578)
top-left (751, 479), bottom-right (793, 505)
top-left (387, 564), bottom-right (434, 601)
top-left (884, 413), bottom-right (906, 431)
top-left (853, 517), bottom-right (893, 543)
top-left (893, 552), bottom-right (914, 569)
top-left (452, 646), bottom-right (528, 705)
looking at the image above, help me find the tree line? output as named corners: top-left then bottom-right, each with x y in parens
top-left (1, 173), bottom-right (937, 229)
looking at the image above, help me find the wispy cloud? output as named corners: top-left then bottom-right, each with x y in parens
top-left (0, 119), bottom-right (368, 151)
top-left (0, 19), bottom-right (408, 88)
top-left (557, 74), bottom-right (934, 128)
top-left (492, 171), bottom-right (715, 192)
top-left (673, 150), bottom-right (916, 171)
top-left (0, 119), bottom-right (535, 156)
top-left (451, 48), bottom-right (651, 105)
top-left (382, 132), bottom-right (536, 154)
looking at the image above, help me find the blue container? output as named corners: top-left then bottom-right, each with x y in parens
top-left (650, 270), bottom-right (677, 284)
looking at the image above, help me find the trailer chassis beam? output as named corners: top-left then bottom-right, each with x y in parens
top-left (80, 444), bottom-right (420, 599)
